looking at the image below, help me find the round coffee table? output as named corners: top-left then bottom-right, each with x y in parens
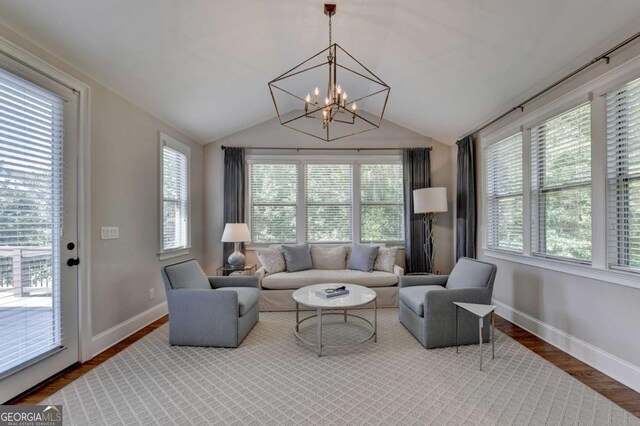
top-left (291, 283), bottom-right (377, 356)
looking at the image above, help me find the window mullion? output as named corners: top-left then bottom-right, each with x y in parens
top-left (591, 92), bottom-right (607, 268)
top-left (523, 127), bottom-right (533, 256)
top-left (353, 161), bottom-right (360, 243)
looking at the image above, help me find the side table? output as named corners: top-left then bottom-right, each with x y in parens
top-left (216, 264), bottom-right (256, 277)
top-left (454, 302), bottom-right (496, 371)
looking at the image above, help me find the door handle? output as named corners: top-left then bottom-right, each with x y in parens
top-left (67, 258), bottom-right (80, 267)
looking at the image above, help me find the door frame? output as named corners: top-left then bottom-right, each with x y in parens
top-left (0, 35), bottom-right (93, 363)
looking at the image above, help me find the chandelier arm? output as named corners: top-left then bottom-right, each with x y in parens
top-left (350, 111), bottom-right (381, 128)
top-left (269, 46), bottom-right (334, 82)
top-left (344, 88), bottom-right (390, 105)
top-left (335, 44), bottom-right (389, 86)
top-left (269, 61), bottom-right (330, 83)
top-left (335, 63), bottom-right (390, 87)
top-left (270, 83), bottom-right (310, 103)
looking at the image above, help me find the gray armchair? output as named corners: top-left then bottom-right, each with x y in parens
top-left (399, 257), bottom-right (496, 349)
top-left (161, 259), bottom-right (259, 347)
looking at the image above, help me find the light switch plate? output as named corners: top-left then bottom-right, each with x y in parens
top-left (101, 226), bottom-right (119, 240)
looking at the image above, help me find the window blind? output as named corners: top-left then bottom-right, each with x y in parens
top-left (162, 146), bottom-right (188, 250)
top-left (360, 163), bottom-right (404, 242)
top-left (305, 164), bottom-right (353, 242)
top-left (249, 163), bottom-right (297, 243)
top-left (531, 102), bottom-right (592, 261)
top-left (0, 67), bottom-right (64, 374)
top-left (606, 77), bottom-right (640, 271)
top-left (486, 133), bottom-right (523, 251)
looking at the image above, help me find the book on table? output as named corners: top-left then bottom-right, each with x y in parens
top-left (315, 286), bottom-right (350, 298)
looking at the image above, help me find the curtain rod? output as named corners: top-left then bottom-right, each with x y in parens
top-left (460, 30), bottom-right (640, 141)
top-left (220, 145), bottom-right (432, 151)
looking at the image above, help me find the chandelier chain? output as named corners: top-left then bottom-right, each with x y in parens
top-left (329, 13), bottom-right (332, 46)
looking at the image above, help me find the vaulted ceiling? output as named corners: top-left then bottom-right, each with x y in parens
top-left (0, 0), bottom-right (639, 144)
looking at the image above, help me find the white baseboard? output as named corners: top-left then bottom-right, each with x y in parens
top-left (493, 300), bottom-right (640, 393)
top-left (91, 302), bottom-right (168, 358)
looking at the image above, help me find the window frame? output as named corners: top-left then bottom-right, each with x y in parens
top-left (158, 132), bottom-right (191, 259)
top-left (605, 76), bottom-right (640, 273)
top-left (479, 61), bottom-right (640, 291)
top-left (246, 155), bottom-right (404, 248)
top-left (485, 132), bottom-right (524, 253)
top-left (530, 102), bottom-right (593, 263)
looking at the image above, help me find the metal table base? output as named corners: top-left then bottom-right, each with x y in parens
top-left (295, 300), bottom-right (377, 357)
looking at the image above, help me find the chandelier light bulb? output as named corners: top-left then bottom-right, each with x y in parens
top-left (325, 96), bottom-right (330, 106)
top-left (342, 92), bottom-right (347, 107)
top-left (305, 93), bottom-right (311, 103)
top-left (352, 102), bottom-right (357, 111)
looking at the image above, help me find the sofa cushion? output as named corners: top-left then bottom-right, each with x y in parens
top-left (261, 269), bottom-right (399, 290)
top-left (256, 247), bottom-right (286, 274)
top-left (374, 246), bottom-right (398, 273)
top-left (164, 259), bottom-right (210, 290)
top-left (216, 287), bottom-right (259, 316)
top-left (348, 244), bottom-right (380, 272)
top-left (399, 285), bottom-right (447, 317)
top-left (282, 244), bottom-right (313, 272)
top-left (447, 258), bottom-right (494, 289)
top-left (311, 245), bottom-right (347, 270)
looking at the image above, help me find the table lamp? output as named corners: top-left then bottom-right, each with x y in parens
top-left (413, 187), bottom-right (448, 273)
top-left (221, 223), bottom-right (251, 267)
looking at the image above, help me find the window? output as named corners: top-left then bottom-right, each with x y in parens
top-left (360, 163), bottom-right (404, 242)
top-left (249, 163), bottom-right (297, 243)
top-left (247, 159), bottom-right (404, 244)
top-left (607, 77), bottom-right (640, 272)
top-left (531, 103), bottom-right (592, 261)
top-left (486, 133), bottom-right (523, 251)
top-left (160, 133), bottom-right (190, 255)
top-left (305, 164), bottom-right (353, 242)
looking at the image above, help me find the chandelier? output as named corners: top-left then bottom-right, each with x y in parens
top-left (268, 3), bottom-right (390, 142)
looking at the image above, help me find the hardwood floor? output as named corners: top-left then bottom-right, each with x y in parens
top-left (493, 316), bottom-right (640, 417)
top-left (7, 316), bottom-right (168, 406)
top-left (8, 314), bottom-right (640, 418)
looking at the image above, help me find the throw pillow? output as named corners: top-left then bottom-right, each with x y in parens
top-left (347, 244), bottom-right (380, 272)
top-left (310, 245), bottom-right (347, 270)
top-left (374, 246), bottom-right (398, 273)
top-left (256, 248), bottom-right (286, 274)
top-left (282, 244), bottom-right (313, 272)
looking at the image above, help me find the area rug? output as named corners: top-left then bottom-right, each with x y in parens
top-left (45, 309), bottom-right (639, 425)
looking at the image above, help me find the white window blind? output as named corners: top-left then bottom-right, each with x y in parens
top-left (360, 163), bottom-right (404, 242)
top-left (161, 140), bottom-right (189, 251)
top-left (305, 164), bottom-right (353, 242)
top-left (486, 133), bottom-right (523, 251)
top-left (0, 68), bottom-right (64, 374)
top-left (249, 163), bottom-right (297, 243)
top-left (607, 77), bottom-right (640, 272)
top-left (531, 102), bottom-right (592, 261)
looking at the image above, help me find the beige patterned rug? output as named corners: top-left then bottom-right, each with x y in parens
top-left (46, 309), bottom-right (639, 425)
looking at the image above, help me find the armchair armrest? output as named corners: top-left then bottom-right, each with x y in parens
top-left (255, 267), bottom-right (266, 289)
top-left (400, 274), bottom-right (448, 288)
top-left (424, 287), bottom-right (492, 318)
top-left (393, 265), bottom-right (404, 277)
top-left (167, 289), bottom-right (239, 347)
top-left (208, 276), bottom-right (259, 289)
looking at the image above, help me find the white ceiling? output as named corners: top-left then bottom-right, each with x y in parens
top-left (0, 0), bottom-right (639, 144)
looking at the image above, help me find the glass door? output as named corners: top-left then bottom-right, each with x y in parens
top-left (0, 60), bottom-right (79, 403)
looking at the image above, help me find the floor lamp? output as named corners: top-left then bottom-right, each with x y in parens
top-left (413, 187), bottom-right (448, 273)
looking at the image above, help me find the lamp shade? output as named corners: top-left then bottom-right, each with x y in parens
top-left (221, 223), bottom-right (251, 243)
top-left (413, 187), bottom-right (448, 214)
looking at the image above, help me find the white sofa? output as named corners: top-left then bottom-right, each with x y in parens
top-left (255, 244), bottom-right (404, 311)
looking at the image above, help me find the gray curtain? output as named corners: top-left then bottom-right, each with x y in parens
top-left (456, 136), bottom-right (476, 260)
top-left (403, 148), bottom-right (431, 273)
top-left (223, 147), bottom-right (245, 262)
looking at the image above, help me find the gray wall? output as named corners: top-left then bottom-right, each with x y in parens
top-left (204, 117), bottom-right (456, 275)
top-left (475, 41), bottom-right (640, 388)
top-left (0, 24), bottom-right (205, 337)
